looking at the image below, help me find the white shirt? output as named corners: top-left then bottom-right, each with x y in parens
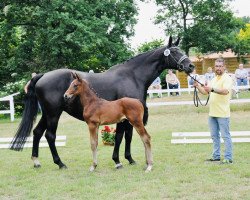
top-left (235, 68), bottom-right (248, 79)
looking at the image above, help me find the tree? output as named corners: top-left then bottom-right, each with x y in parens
top-left (154, 0), bottom-right (244, 55)
top-left (137, 39), bottom-right (164, 53)
top-left (0, 0), bottom-right (138, 87)
top-left (233, 23), bottom-right (250, 62)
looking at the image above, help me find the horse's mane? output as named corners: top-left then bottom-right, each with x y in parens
top-left (107, 46), bottom-right (166, 72)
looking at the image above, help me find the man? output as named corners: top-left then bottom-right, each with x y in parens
top-left (235, 63), bottom-right (248, 86)
top-left (194, 58), bottom-right (233, 164)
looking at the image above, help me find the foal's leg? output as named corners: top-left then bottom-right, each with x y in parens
top-left (45, 113), bottom-right (67, 169)
top-left (124, 121), bottom-right (136, 164)
top-left (88, 123), bottom-right (99, 172)
top-left (133, 122), bottom-right (153, 172)
top-left (112, 122), bottom-right (125, 169)
top-left (31, 114), bottom-right (47, 168)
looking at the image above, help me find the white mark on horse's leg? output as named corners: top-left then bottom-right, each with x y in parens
top-left (115, 163), bottom-right (123, 169)
top-left (31, 156), bottom-right (41, 168)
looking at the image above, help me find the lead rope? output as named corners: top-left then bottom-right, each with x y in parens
top-left (187, 74), bottom-right (210, 107)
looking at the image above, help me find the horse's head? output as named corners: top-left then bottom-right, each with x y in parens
top-left (163, 36), bottom-right (194, 74)
top-left (64, 72), bottom-right (87, 100)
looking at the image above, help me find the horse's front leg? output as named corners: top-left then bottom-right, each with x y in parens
top-left (112, 122), bottom-right (125, 169)
top-left (88, 123), bottom-right (99, 172)
top-left (45, 114), bottom-right (67, 169)
top-left (124, 121), bottom-right (136, 164)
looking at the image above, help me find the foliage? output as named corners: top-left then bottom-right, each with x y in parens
top-left (233, 23), bottom-right (250, 61)
top-left (0, 78), bottom-right (26, 117)
top-left (137, 39), bottom-right (164, 53)
top-left (101, 125), bottom-right (116, 145)
top-left (154, 0), bottom-right (244, 55)
top-left (0, 0), bottom-right (138, 88)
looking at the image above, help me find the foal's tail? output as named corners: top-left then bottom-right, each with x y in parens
top-left (10, 74), bottom-right (44, 151)
top-left (142, 102), bottom-right (148, 126)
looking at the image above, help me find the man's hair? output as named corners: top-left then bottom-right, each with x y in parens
top-left (215, 58), bottom-right (225, 64)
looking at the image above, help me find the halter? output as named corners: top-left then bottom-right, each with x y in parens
top-left (164, 47), bottom-right (209, 107)
top-left (164, 47), bottom-right (189, 71)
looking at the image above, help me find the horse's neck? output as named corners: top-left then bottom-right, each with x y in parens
top-left (79, 85), bottom-right (99, 106)
top-left (122, 47), bottom-right (166, 85)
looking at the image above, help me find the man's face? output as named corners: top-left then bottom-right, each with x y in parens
top-left (214, 61), bottom-right (225, 76)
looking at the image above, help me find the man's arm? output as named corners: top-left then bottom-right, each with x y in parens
top-left (194, 82), bottom-right (229, 95)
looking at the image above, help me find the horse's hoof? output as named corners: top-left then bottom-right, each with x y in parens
top-left (59, 164), bottom-right (68, 169)
top-left (115, 163), bottom-right (123, 169)
top-left (34, 164), bottom-right (41, 168)
top-left (129, 160), bottom-right (136, 165)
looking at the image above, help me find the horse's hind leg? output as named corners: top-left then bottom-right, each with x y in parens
top-left (112, 122), bottom-right (125, 169)
top-left (88, 123), bottom-right (99, 172)
top-left (45, 113), bottom-right (67, 169)
top-left (124, 121), bottom-right (136, 165)
top-left (31, 114), bottom-right (47, 168)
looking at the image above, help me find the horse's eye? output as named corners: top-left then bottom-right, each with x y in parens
top-left (73, 84), bottom-right (78, 90)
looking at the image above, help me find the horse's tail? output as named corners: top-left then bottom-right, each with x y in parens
top-left (10, 74), bottom-right (44, 151)
top-left (142, 102), bottom-right (148, 126)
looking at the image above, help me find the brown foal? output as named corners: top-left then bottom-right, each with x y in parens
top-left (64, 72), bottom-right (153, 172)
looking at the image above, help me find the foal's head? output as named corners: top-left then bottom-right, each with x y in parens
top-left (64, 72), bottom-right (88, 100)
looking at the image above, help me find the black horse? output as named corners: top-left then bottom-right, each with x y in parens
top-left (10, 37), bottom-right (194, 169)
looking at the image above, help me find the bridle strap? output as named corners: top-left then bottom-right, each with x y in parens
top-left (165, 47), bottom-right (188, 71)
top-left (177, 55), bottom-right (188, 65)
top-left (164, 47), bottom-right (210, 107)
top-left (187, 74), bottom-right (210, 107)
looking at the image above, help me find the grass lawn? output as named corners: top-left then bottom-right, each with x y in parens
top-left (0, 95), bottom-right (250, 199)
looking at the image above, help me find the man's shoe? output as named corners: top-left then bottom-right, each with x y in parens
top-left (221, 159), bottom-right (233, 164)
top-left (205, 158), bottom-right (220, 162)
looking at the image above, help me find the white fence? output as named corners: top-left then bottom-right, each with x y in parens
top-left (171, 131), bottom-right (250, 144)
top-left (147, 84), bottom-right (250, 99)
top-left (0, 92), bottom-right (20, 121)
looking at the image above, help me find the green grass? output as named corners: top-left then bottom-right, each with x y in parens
top-left (1, 102), bottom-right (250, 199)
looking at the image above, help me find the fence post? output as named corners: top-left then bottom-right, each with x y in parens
top-left (9, 96), bottom-right (15, 121)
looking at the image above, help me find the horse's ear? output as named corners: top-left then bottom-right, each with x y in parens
top-left (174, 37), bottom-right (180, 46)
top-left (75, 73), bottom-right (82, 82)
top-left (71, 72), bottom-right (76, 79)
top-left (168, 36), bottom-right (173, 47)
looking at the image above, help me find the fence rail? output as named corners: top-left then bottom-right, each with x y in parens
top-left (0, 92), bottom-right (20, 121)
top-left (0, 135), bottom-right (67, 149)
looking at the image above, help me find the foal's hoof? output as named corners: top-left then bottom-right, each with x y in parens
top-left (59, 164), bottom-right (68, 170)
top-left (89, 165), bottom-right (97, 172)
top-left (34, 164), bottom-right (41, 168)
top-left (144, 165), bottom-right (153, 173)
top-left (115, 163), bottom-right (123, 169)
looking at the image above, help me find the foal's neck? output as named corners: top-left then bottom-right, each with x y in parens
top-left (79, 83), bottom-right (99, 106)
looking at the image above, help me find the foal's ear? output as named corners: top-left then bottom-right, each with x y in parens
top-left (167, 36), bottom-right (173, 47)
top-left (174, 37), bottom-right (180, 46)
